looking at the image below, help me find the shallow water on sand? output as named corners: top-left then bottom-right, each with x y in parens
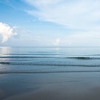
top-left (0, 47), bottom-right (100, 100)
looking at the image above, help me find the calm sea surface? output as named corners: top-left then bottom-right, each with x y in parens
top-left (0, 46), bottom-right (100, 73)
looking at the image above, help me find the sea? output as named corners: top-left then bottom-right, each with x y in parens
top-left (0, 46), bottom-right (100, 100)
top-left (1, 46), bottom-right (100, 73)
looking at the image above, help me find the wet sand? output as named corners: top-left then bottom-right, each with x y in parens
top-left (3, 85), bottom-right (100, 100)
top-left (0, 72), bottom-right (100, 100)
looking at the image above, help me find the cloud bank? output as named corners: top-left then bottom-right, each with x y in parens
top-left (0, 22), bottom-right (17, 43)
top-left (25, 0), bottom-right (100, 31)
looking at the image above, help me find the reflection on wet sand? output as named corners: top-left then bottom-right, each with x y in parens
top-left (3, 84), bottom-right (100, 100)
top-left (1, 72), bottom-right (100, 100)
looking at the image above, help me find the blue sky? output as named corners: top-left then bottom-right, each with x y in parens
top-left (0, 0), bottom-right (100, 46)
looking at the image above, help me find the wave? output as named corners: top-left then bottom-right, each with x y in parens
top-left (0, 56), bottom-right (49, 58)
top-left (0, 70), bottom-right (100, 74)
top-left (67, 57), bottom-right (93, 60)
top-left (0, 53), bottom-right (60, 55)
top-left (0, 56), bottom-right (100, 59)
top-left (0, 61), bottom-right (100, 67)
top-left (0, 56), bottom-right (63, 58)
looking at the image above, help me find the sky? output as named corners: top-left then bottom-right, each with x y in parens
top-left (0, 0), bottom-right (100, 46)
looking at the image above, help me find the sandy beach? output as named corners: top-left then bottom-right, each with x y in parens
top-left (0, 72), bottom-right (100, 100)
top-left (3, 85), bottom-right (100, 100)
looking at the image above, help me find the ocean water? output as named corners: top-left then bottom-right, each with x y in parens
top-left (0, 46), bottom-right (100, 100)
top-left (0, 46), bottom-right (100, 73)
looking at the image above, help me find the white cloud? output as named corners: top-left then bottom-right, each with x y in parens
top-left (54, 38), bottom-right (60, 45)
top-left (0, 22), bottom-right (17, 43)
top-left (25, 0), bottom-right (100, 31)
top-left (23, 0), bottom-right (100, 46)
top-left (24, 0), bottom-right (61, 6)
